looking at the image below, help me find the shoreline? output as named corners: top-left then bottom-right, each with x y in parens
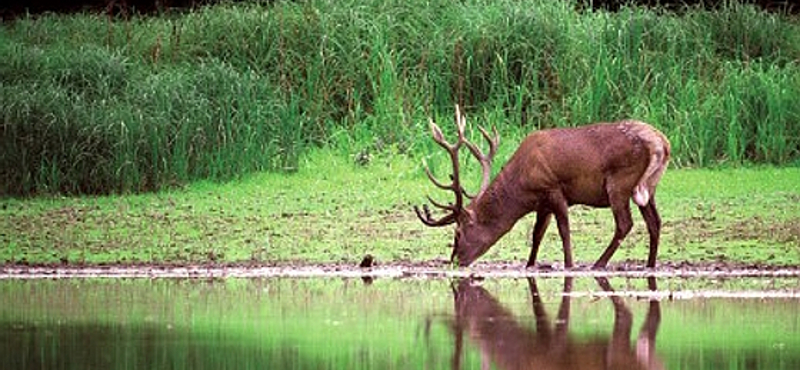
top-left (3, 260), bottom-right (800, 280)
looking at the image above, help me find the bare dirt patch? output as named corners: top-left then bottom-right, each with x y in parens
top-left (725, 216), bottom-right (800, 244)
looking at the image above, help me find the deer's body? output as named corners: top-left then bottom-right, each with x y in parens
top-left (415, 106), bottom-right (670, 268)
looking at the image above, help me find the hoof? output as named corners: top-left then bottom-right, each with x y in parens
top-left (527, 262), bottom-right (554, 271)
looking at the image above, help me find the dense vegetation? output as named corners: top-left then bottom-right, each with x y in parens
top-left (2, 0), bottom-right (799, 196)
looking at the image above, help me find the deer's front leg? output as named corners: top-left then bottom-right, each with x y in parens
top-left (527, 211), bottom-right (552, 268)
top-left (549, 194), bottom-right (573, 268)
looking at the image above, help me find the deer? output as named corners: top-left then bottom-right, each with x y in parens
top-left (414, 105), bottom-right (670, 269)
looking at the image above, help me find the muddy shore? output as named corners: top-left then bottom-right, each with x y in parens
top-left (3, 260), bottom-right (800, 279)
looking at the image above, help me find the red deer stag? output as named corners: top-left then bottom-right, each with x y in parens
top-left (415, 105), bottom-right (670, 268)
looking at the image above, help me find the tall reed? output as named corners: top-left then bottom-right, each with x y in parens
top-left (1, 0), bottom-right (798, 196)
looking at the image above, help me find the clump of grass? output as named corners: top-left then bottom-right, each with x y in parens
top-left (1, 0), bottom-right (799, 196)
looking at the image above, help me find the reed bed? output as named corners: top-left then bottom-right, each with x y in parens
top-left (1, 0), bottom-right (798, 195)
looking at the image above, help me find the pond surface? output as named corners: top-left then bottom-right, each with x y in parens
top-left (1, 275), bottom-right (799, 370)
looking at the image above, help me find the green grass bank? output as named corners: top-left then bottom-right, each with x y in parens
top-left (2, 0), bottom-right (800, 196)
top-left (1, 151), bottom-right (798, 266)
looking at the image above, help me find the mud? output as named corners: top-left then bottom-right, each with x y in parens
top-left (2, 260), bottom-right (800, 279)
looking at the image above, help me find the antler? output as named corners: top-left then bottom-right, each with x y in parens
top-left (414, 106), bottom-right (465, 227)
top-left (463, 124), bottom-right (499, 199)
top-left (414, 105), bottom-right (499, 227)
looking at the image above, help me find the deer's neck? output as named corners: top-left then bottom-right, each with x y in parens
top-left (471, 169), bottom-right (533, 234)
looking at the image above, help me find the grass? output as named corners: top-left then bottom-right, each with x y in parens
top-left (1, 150), bottom-right (798, 267)
top-left (1, 0), bottom-right (800, 196)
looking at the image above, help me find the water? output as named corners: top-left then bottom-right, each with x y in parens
top-left (1, 276), bottom-right (799, 370)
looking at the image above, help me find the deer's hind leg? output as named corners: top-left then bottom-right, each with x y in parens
top-left (593, 182), bottom-right (634, 269)
top-left (638, 196), bottom-right (661, 268)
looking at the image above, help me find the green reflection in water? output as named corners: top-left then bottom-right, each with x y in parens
top-left (1, 277), bottom-right (799, 370)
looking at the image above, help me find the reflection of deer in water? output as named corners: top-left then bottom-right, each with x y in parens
top-left (449, 277), bottom-right (663, 370)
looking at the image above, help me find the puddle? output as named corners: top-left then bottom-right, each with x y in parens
top-left (1, 275), bottom-right (799, 369)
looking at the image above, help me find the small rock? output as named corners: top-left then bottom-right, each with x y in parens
top-left (359, 254), bottom-right (375, 268)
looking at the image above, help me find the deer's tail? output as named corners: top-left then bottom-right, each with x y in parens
top-left (629, 122), bottom-right (671, 207)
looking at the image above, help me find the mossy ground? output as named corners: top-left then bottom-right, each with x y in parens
top-left (2, 150), bottom-right (798, 267)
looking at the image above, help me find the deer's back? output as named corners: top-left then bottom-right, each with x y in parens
top-left (511, 122), bottom-right (660, 206)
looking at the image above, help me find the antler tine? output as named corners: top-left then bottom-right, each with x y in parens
top-left (455, 104), bottom-right (467, 139)
top-left (462, 122), bottom-right (499, 198)
top-left (426, 195), bottom-right (459, 212)
top-left (422, 160), bottom-right (456, 191)
top-left (414, 204), bottom-right (457, 227)
top-left (461, 187), bottom-right (476, 200)
top-left (477, 125), bottom-right (500, 158)
top-left (429, 118), bottom-right (459, 152)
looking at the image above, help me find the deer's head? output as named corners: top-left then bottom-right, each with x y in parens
top-left (414, 105), bottom-right (499, 267)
